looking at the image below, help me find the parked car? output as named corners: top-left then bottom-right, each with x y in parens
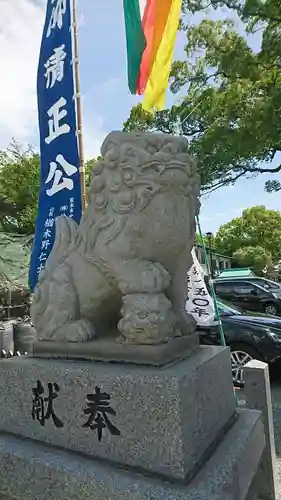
top-left (198, 299), bottom-right (281, 386)
top-left (215, 275), bottom-right (281, 294)
top-left (213, 279), bottom-right (281, 316)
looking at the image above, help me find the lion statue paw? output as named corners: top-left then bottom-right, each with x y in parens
top-left (118, 293), bottom-right (181, 345)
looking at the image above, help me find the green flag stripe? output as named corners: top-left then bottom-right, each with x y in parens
top-left (123, 0), bottom-right (146, 94)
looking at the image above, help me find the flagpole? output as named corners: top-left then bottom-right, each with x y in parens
top-left (72, 0), bottom-right (87, 213)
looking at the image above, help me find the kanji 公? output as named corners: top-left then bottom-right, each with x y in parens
top-left (46, 0), bottom-right (66, 38)
top-left (44, 44), bottom-right (66, 89)
top-left (45, 154), bottom-right (78, 196)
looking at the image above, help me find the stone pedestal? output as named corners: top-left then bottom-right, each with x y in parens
top-left (0, 346), bottom-right (265, 499)
top-left (244, 360), bottom-right (278, 500)
top-left (0, 409), bottom-right (264, 500)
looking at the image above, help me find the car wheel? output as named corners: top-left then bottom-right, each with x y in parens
top-left (230, 343), bottom-right (263, 388)
top-left (264, 302), bottom-right (278, 316)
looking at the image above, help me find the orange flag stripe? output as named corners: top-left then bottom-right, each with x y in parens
top-left (143, 0), bottom-right (182, 111)
top-left (137, 0), bottom-right (173, 95)
top-left (149, 0), bottom-right (173, 73)
top-left (137, 0), bottom-right (156, 94)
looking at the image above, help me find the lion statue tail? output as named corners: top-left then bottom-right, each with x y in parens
top-left (31, 216), bottom-right (78, 337)
top-left (45, 215), bottom-right (78, 274)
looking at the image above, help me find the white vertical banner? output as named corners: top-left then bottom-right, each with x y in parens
top-left (185, 248), bottom-right (216, 326)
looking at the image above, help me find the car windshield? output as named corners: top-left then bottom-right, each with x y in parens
top-left (259, 279), bottom-right (281, 291)
top-left (216, 299), bottom-right (242, 316)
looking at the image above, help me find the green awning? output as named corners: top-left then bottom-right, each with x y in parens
top-left (217, 268), bottom-right (256, 278)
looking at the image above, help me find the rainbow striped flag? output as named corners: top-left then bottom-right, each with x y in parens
top-left (123, 0), bottom-right (182, 112)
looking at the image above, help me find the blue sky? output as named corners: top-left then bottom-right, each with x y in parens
top-left (1, 0), bottom-right (281, 234)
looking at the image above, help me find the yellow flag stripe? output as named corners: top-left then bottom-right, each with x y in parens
top-left (142, 0), bottom-right (182, 112)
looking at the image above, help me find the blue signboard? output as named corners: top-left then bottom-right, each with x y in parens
top-left (29, 0), bottom-right (82, 291)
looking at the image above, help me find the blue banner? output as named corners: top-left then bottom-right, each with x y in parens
top-left (29, 0), bottom-right (82, 291)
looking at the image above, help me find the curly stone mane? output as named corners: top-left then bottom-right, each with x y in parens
top-left (75, 132), bottom-right (199, 255)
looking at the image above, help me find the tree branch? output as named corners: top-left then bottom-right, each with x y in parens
top-left (202, 162), bottom-right (281, 194)
top-left (202, 169), bottom-right (248, 193)
top-left (247, 163), bottom-right (281, 175)
top-left (250, 13), bottom-right (281, 23)
top-left (208, 0), bottom-right (281, 23)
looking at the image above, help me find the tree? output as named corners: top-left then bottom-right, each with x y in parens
top-left (0, 141), bottom-right (40, 234)
top-left (123, 0), bottom-right (281, 192)
top-left (85, 158), bottom-right (99, 187)
top-left (233, 246), bottom-right (273, 275)
top-left (0, 141), bottom-right (96, 235)
top-left (214, 205), bottom-right (281, 263)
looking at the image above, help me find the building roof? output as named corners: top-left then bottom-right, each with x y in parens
top-left (217, 268), bottom-right (256, 278)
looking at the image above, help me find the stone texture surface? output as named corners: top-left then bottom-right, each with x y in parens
top-left (31, 131), bottom-right (200, 349)
top-left (0, 346), bottom-right (234, 481)
top-left (244, 360), bottom-right (278, 500)
top-left (33, 334), bottom-right (199, 366)
top-left (230, 373), bottom-right (281, 499)
top-left (0, 409), bottom-right (264, 500)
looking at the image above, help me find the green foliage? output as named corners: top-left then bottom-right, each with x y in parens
top-left (265, 180), bottom-right (281, 192)
top-left (233, 246), bottom-right (273, 275)
top-left (0, 141), bottom-right (40, 235)
top-left (85, 157), bottom-right (100, 187)
top-left (0, 232), bottom-right (32, 287)
top-left (124, 0), bottom-right (281, 192)
top-left (195, 231), bottom-right (210, 249)
top-left (214, 205), bottom-right (281, 263)
top-left (0, 141), bottom-right (96, 235)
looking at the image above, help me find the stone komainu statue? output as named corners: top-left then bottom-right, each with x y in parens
top-left (31, 132), bottom-right (201, 345)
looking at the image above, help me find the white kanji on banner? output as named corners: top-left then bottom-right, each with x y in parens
top-left (185, 248), bottom-right (216, 326)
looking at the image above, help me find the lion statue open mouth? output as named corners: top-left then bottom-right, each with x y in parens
top-left (31, 131), bottom-right (200, 345)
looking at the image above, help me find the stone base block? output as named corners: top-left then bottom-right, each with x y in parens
top-left (0, 346), bottom-right (234, 481)
top-left (0, 409), bottom-right (265, 500)
top-left (33, 334), bottom-right (199, 366)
